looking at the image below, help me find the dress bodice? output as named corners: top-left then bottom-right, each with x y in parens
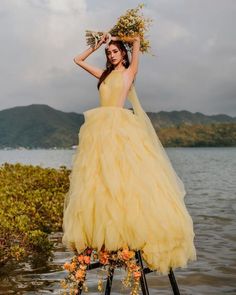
top-left (99, 70), bottom-right (132, 107)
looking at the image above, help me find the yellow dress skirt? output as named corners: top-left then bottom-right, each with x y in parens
top-left (62, 70), bottom-right (197, 274)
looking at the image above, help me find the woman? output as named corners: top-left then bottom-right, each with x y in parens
top-left (73, 33), bottom-right (140, 104)
top-left (62, 33), bottom-right (197, 275)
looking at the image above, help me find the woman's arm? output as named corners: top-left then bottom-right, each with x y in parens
top-left (73, 34), bottom-right (108, 79)
top-left (125, 36), bottom-right (141, 77)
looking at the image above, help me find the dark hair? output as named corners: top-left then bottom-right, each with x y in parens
top-left (97, 40), bottom-right (130, 89)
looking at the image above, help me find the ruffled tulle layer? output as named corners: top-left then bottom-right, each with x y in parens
top-left (62, 106), bottom-right (196, 274)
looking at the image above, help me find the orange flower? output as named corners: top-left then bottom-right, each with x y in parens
top-left (99, 251), bottom-right (110, 265)
top-left (133, 271), bottom-right (141, 279)
top-left (79, 264), bottom-right (87, 270)
top-left (129, 263), bottom-right (140, 272)
top-left (119, 248), bottom-right (135, 261)
top-left (77, 254), bottom-right (84, 263)
top-left (70, 262), bottom-right (77, 272)
top-left (84, 255), bottom-right (91, 264)
top-left (63, 262), bottom-right (71, 271)
top-left (75, 269), bottom-right (85, 280)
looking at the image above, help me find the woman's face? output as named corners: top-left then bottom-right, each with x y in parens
top-left (107, 44), bottom-right (124, 66)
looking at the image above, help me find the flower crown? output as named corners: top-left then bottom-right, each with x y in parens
top-left (85, 3), bottom-right (153, 53)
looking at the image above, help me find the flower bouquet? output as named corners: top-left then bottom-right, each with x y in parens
top-left (85, 3), bottom-right (153, 53)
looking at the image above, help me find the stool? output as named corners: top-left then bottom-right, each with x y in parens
top-left (77, 250), bottom-right (181, 294)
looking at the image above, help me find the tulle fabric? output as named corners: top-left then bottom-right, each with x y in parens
top-left (62, 92), bottom-right (197, 273)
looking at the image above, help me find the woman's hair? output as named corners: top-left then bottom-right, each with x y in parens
top-left (97, 40), bottom-right (130, 89)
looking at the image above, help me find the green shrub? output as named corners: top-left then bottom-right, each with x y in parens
top-left (0, 163), bottom-right (70, 266)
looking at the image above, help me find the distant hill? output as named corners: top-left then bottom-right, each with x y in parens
top-left (147, 110), bottom-right (236, 129)
top-left (0, 104), bottom-right (84, 148)
top-left (158, 122), bottom-right (236, 147)
top-left (0, 104), bottom-right (235, 148)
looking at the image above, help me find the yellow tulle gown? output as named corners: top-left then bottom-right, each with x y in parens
top-left (62, 69), bottom-right (197, 274)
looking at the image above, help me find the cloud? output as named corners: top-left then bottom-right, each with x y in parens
top-left (29, 0), bottom-right (86, 14)
top-left (0, 0), bottom-right (235, 117)
top-left (156, 19), bottom-right (192, 48)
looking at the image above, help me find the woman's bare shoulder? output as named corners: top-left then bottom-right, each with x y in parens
top-left (122, 67), bottom-right (138, 83)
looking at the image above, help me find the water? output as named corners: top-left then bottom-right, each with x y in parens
top-left (0, 147), bottom-right (236, 294)
top-left (0, 149), bottom-right (75, 169)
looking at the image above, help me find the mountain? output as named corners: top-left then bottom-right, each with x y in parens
top-left (0, 104), bottom-right (235, 148)
top-left (0, 104), bottom-right (84, 148)
top-left (147, 110), bottom-right (236, 129)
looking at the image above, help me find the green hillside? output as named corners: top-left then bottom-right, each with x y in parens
top-left (157, 122), bottom-right (236, 147)
top-left (0, 104), bottom-right (235, 148)
top-left (0, 104), bottom-right (84, 148)
top-left (148, 110), bottom-right (236, 129)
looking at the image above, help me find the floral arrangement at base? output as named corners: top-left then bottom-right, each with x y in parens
top-left (60, 246), bottom-right (142, 295)
top-left (85, 3), bottom-right (153, 53)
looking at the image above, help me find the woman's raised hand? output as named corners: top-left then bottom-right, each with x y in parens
top-left (93, 33), bottom-right (111, 50)
top-left (110, 36), bottom-right (119, 41)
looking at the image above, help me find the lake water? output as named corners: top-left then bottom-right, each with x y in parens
top-left (0, 148), bottom-right (235, 294)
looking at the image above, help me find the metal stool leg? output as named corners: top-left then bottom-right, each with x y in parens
top-left (168, 268), bottom-right (180, 295)
top-left (105, 266), bottom-right (115, 295)
top-left (77, 281), bottom-right (83, 295)
top-left (135, 251), bottom-right (150, 295)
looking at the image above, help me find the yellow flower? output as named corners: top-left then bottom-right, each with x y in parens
top-left (98, 279), bottom-right (103, 292)
top-left (60, 279), bottom-right (68, 289)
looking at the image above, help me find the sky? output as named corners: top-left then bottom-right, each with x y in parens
top-left (0, 0), bottom-right (236, 117)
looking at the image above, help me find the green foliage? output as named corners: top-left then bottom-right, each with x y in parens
top-left (158, 122), bottom-right (236, 147)
top-left (0, 163), bottom-right (70, 266)
top-left (0, 104), bottom-right (84, 148)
